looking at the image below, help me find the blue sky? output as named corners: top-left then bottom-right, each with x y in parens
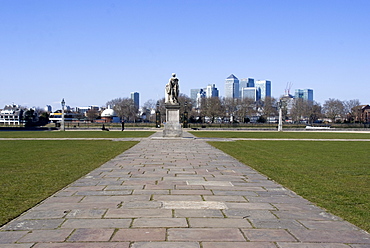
top-left (1, 0), bottom-right (369, 111)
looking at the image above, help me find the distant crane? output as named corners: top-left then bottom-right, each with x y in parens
top-left (285, 82), bottom-right (293, 96)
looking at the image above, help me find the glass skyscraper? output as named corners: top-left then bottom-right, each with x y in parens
top-left (241, 87), bottom-right (258, 100)
top-left (255, 80), bottom-right (271, 100)
top-left (131, 92), bottom-right (139, 108)
top-left (206, 84), bottom-right (219, 98)
top-left (225, 74), bottom-right (239, 98)
top-left (190, 89), bottom-right (201, 101)
top-left (295, 89), bottom-right (313, 101)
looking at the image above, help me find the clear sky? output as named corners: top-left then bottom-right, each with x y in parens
top-left (1, 0), bottom-right (369, 111)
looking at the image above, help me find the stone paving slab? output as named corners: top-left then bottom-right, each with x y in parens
top-left (1, 131), bottom-right (370, 247)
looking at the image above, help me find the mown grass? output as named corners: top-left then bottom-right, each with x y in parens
top-left (208, 140), bottom-right (370, 232)
top-left (0, 140), bottom-right (138, 226)
top-left (0, 131), bottom-right (154, 138)
top-left (190, 131), bottom-right (370, 139)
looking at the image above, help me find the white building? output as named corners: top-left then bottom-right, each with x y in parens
top-left (255, 80), bottom-right (271, 100)
top-left (241, 87), bottom-right (258, 100)
top-left (0, 104), bottom-right (24, 125)
top-left (196, 89), bottom-right (206, 108)
top-left (225, 74), bottom-right (239, 98)
top-left (205, 84), bottom-right (219, 98)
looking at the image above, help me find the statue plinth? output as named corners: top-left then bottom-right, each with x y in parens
top-left (163, 103), bottom-right (183, 137)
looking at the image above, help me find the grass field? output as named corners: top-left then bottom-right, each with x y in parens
top-left (0, 140), bottom-right (138, 226)
top-left (189, 131), bottom-right (370, 139)
top-left (0, 130), bottom-right (154, 138)
top-left (208, 140), bottom-right (370, 232)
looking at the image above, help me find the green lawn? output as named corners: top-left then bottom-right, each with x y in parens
top-left (208, 140), bottom-right (370, 232)
top-left (0, 140), bottom-right (138, 226)
top-left (190, 131), bottom-right (370, 139)
top-left (0, 131), bottom-right (154, 138)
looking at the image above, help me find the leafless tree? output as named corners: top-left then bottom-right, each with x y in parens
top-left (323, 98), bottom-right (345, 122)
top-left (308, 101), bottom-right (322, 124)
top-left (290, 98), bottom-right (311, 123)
top-left (343, 99), bottom-right (361, 122)
top-left (86, 109), bottom-right (100, 121)
top-left (199, 97), bottom-right (224, 123)
top-left (106, 97), bottom-right (138, 122)
top-left (222, 97), bottom-right (238, 122)
top-left (259, 97), bottom-right (278, 122)
top-left (143, 99), bottom-right (157, 110)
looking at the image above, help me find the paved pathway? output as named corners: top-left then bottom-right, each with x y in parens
top-left (1, 131), bottom-right (370, 248)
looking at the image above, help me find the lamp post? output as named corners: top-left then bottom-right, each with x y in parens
top-left (278, 98), bottom-right (283, 132)
top-left (61, 98), bottom-right (65, 131)
top-left (183, 101), bottom-right (188, 128)
top-left (155, 101), bottom-right (161, 128)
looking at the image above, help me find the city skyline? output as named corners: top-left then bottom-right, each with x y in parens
top-left (1, 0), bottom-right (369, 111)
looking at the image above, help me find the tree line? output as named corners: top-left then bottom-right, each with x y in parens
top-left (106, 95), bottom-right (364, 124)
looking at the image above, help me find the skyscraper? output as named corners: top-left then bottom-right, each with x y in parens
top-left (190, 89), bottom-right (201, 101)
top-left (225, 74), bottom-right (239, 98)
top-left (240, 78), bottom-right (254, 89)
top-left (295, 89), bottom-right (313, 101)
top-left (240, 78), bottom-right (255, 100)
top-left (241, 87), bottom-right (258, 100)
top-left (255, 80), bottom-right (271, 100)
top-left (196, 89), bottom-right (206, 108)
top-left (131, 92), bottom-right (139, 108)
top-left (206, 84), bottom-right (219, 98)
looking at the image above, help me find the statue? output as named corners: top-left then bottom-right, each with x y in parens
top-left (165, 73), bottom-right (179, 104)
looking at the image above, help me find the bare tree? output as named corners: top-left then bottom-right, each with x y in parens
top-left (260, 97), bottom-right (278, 122)
top-left (178, 94), bottom-right (194, 113)
top-left (222, 97), bottom-right (238, 122)
top-left (323, 98), bottom-right (345, 122)
top-left (308, 101), bottom-right (322, 124)
top-left (199, 97), bottom-right (224, 123)
top-left (343, 99), bottom-right (361, 122)
top-left (86, 109), bottom-right (100, 121)
top-left (143, 99), bottom-right (157, 110)
top-left (291, 98), bottom-right (311, 123)
top-left (106, 98), bottom-right (137, 122)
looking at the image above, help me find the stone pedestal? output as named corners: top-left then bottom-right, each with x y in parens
top-left (163, 104), bottom-right (183, 137)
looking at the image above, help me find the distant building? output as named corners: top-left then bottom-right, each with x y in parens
top-left (131, 92), bottom-right (140, 108)
top-left (225, 74), bottom-right (239, 98)
top-left (101, 106), bottom-right (119, 123)
top-left (0, 104), bottom-right (24, 125)
top-left (255, 80), bottom-right (271, 100)
top-left (241, 87), bottom-right (258, 100)
top-left (353, 105), bottom-right (370, 123)
top-left (280, 93), bottom-right (295, 115)
top-left (295, 89), bottom-right (313, 102)
top-left (45, 105), bottom-right (52, 113)
top-left (190, 89), bottom-right (201, 101)
top-left (76, 106), bottom-right (99, 116)
top-left (196, 89), bottom-right (206, 108)
top-left (205, 84), bottom-right (219, 98)
top-left (240, 78), bottom-right (254, 91)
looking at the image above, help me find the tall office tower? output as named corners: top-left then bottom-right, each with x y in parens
top-left (240, 78), bottom-right (254, 89)
top-left (295, 89), bottom-right (313, 101)
top-left (45, 105), bottom-right (52, 113)
top-left (206, 84), bottom-right (219, 98)
top-left (225, 74), bottom-right (239, 98)
top-left (196, 89), bottom-right (206, 108)
top-left (255, 80), bottom-right (271, 100)
top-left (239, 78), bottom-right (254, 99)
top-left (131, 92), bottom-right (140, 108)
top-left (190, 89), bottom-right (201, 101)
top-left (241, 87), bottom-right (258, 100)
